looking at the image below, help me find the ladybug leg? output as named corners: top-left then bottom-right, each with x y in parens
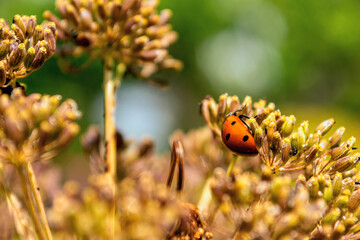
top-left (239, 115), bottom-right (251, 131)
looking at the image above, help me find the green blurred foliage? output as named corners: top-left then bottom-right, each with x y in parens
top-left (2, 0), bottom-right (360, 153)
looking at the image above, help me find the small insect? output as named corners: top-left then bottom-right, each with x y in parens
top-left (221, 111), bottom-right (258, 156)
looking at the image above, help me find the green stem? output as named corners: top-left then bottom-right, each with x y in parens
top-left (227, 155), bottom-right (240, 177)
top-left (25, 162), bottom-right (53, 240)
top-left (16, 165), bottom-right (46, 240)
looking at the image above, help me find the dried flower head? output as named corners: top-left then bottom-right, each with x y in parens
top-left (200, 94), bottom-right (359, 178)
top-left (0, 88), bottom-right (81, 165)
top-left (0, 15), bottom-right (56, 88)
top-left (44, 0), bottom-right (182, 78)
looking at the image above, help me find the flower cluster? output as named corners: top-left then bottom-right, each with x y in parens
top-left (44, 0), bottom-right (182, 78)
top-left (200, 94), bottom-right (359, 177)
top-left (210, 167), bottom-right (360, 239)
top-left (0, 15), bottom-right (56, 87)
top-left (0, 88), bottom-right (81, 165)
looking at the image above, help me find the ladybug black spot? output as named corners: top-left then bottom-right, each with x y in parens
top-left (231, 121), bottom-right (236, 125)
top-left (243, 135), bottom-right (249, 142)
top-left (226, 133), bottom-right (230, 141)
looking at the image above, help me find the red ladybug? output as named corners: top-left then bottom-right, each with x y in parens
top-left (221, 112), bottom-right (258, 156)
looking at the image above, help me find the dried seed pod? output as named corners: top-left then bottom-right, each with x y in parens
top-left (254, 128), bottom-right (265, 149)
top-left (304, 144), bottom-right (321, 165)
top-left (31, 47), bottom-right (47, 70)
top-left (13, 15), bottom-right (26, 34)
top-left (44, 28), bottom-right (56, 53)
top-left (266, 121), bottom-right (276, 143)
top-left (33, 25), bottom-right (43, 44)
top-left (217, 93), bottom-right (228, 122)
top-left (271, 131), bottom-right (282, 155)
top-left (0, 61), bottom-right (6, 86)
top-left (25, 15), bottom-right (37, 38)
top-left (307, 177), bottom-right (320, 199)
top-left (11, 24), bottom-right (25, 42)
top-left (329, 154), bottom-right (360, 174)
top-left (0, 40), bottom-right (10, 60)
top-left (332, 173), bottom-right (343, 197)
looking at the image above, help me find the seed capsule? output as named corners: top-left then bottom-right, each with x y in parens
top-left (304, 144), bottom-right (321, 164)
top-left (349, 190), bottom-right (360, 212)
top-left (315, 118), bottom-right (335, 136)
top-left (329, 154), bottom-right (360, 174)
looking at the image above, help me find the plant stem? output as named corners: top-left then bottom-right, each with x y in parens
top-left (103, 56), bottom-right (117, 181)
top-left (227, 155), bottom-right (239, 177)
top-left (16, 165), bottom-right (45, 240)
top-left (25, 162), bottom-right (53, 240)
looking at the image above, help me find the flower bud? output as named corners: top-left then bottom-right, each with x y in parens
top-left (290, 132), bottom-right (300, 155)
top-left (11, 24), bottom-right (25, 42)
top-left (315, 118), bottom-right (335, 136)
top-left (307, 177), bottom-right (320, 199)
top-left (0, 40), bottom-right (10, 60)
top-left (322, 207), bottom-right (341, 224)
top-left (31, 47), bottom-right (47, 70)
top-left (8, 43), bottom-right (26, 69)
top-left (0, 62), bottom-right (5, 86)
top-left (255, 108), bottom-right (269, 125)
top-left (23, 47), bottom-right (36, 69)
top-left (276, 115), bottom-right (286, 130)
top-left (329, 154), bottom-right (360, 174)
top-left (265, 121), bottom-right (276, 143)
top-left (13, 15), bottom-right (26, 33)
top-left (44, 27), bottom-right (56, 54)
top-left (248, 118), bottom-right (259, 136)
top-left (281, 138), bottom-right (291, 164)
top-left (281, 115), bottom-right (295, 137)
top-left (66, 4), bottom-right (80, 27)
top-left (229, 95), bottom-right (240, 112)
top-left (241, 96), bottom-right (252, 116)
top-left (349, 190), bottom-right (360, 212)
top-left (25, 15), bottom-right (37, 38)
top-left (271, 131), bottom-right (282, 155)
top-left (254, 128), bottom-right (264, 149)
top-left (217, 93), bottom-right (228, 122)
top-left (306, 133), bottom-right (321, 148)
top-left (33, 25), bottom-right (43, 44)
top-left (300, 121), bottom-right (309, 136)
top-left (334, 195), bottom-right (349, 209)
top-left (323, 183), bottom-right (333, 203)
top-left (332, 173), bottom-right (343, 197)
top-left (328, 127), bottom-right (345, 148)
top-left (304, 144), bottom-right (321, 164)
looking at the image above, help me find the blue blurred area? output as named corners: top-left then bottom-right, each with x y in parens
top-left (2, 0), bottom-right (360, 152)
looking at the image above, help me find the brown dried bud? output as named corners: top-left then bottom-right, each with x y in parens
top-left (0, 40), bottom-right (10, 60)
top-left (306, 133), bottom-right (321, 148)
top-left (255, 108), bottom-right (269, 125)
top-left (33, 25), bottom-right (43, 44)
top-left (254, 128), bottom-right (264, 149)
top-left (26, 15), bottom-right (37, 38)
top-left (248, 118), bottom-right (259, 136)
top-left (0, 62), bottom-right (6, 86)
top-left (348, 190), bottom-right (360, 212)
top-left (300, 120), bottom-right (309, 136)
top-left (23, 47), bottom-right (36, 69)
top-left (329, 154), bottom-right (360, 174)
top-left (281, 138), bottom-right (291, 164)
top-left (66, 4), bottom-right (80, 26)
top-left (266, 121), bottom-right (276, 143)
top-left (11, 24), bottom-right (25, 42)
top-left (276, 115), bottom-right (286, 130)
top-left (79, 8), bottom-right (93, 30)
top-left (304, 144), bottom-right (321, 165)
top-left (229, 95), bottom-right (240, 112)
top-left (281, 115), bottom-right (295, 137)
top-left (8, 43), bottom-right (26, 68)
top-left (217, 93), bottom-right (228, 122)
top-left (13, 15), bottom-right (26, 33)
top-left (44, 28), bottom-right (56, 53)
top-left (315, 118), bottom-right (335, 136)
top-left (31, 47), bottom-right (47, 70)
top-left (271, 131), bottom-right (282, 155)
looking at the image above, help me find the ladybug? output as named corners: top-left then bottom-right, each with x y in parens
top-left (221, 111), bottom-right (258, 156)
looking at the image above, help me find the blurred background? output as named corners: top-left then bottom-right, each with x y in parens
top-left (1, 0), bottom-right (360, 159)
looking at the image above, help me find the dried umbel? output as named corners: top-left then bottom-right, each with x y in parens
top-left (0, 15), bottom-right (56, 87)
top-left (200, 94), bottom-right (359, 177)
top-left (44, 0), bottom-right (182, 78)
top-left (0, 88), bottom-right (81, 165)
